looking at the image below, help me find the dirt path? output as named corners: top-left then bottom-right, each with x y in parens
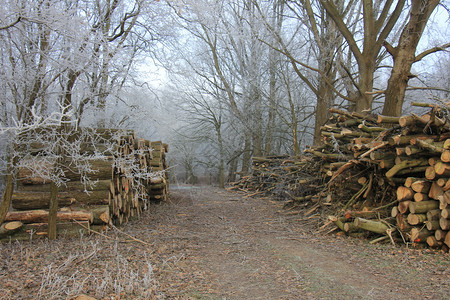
top-left (137, 186), bottom-right (449, 299)
top-left (0, 185), bottom-right (448, 299)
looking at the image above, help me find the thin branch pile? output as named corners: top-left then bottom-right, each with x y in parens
top-left (1, 128), bottom-right (170, 241)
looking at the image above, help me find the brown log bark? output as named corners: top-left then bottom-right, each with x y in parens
top-left (425, 220), bottom-right (440, 231)
top-left (18, 159), bottom-right (114, 185)
top-left (427, 209), bottom-right (441, 221)
top-left (5, 210), bottom-right (93, 223)
top-left (396, 214), bottom-right (412, 232)
top-left (17, 179), bottom-right (112, 192)
top-left (415, 139), bottom-right (444, 153)
top-left (12, 190), bottom-right (110, 210)
top-left (377, 115), bottom-right (400, 123)
top-left (386, 159), bottom-right (427, 178)
top-left (48, 181), bottom-right (58, 240)
top-left (0, 221), bottom-right (90, 242)
top-left (409, 200), bottom-right (439, 214)
top-left (353, 217), bottom-right (390, 235)
top-left (89, 205), bottom-right (110, 225)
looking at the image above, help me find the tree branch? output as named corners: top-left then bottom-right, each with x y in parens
top-left (0, 17), bottom-right (21, 30)
top-left (415, 43), bottom-right (450, 62)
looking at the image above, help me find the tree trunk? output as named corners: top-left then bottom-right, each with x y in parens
top-left (240, 136), bottom-right (252, 176)
top-left (382, 0), bottom-right (440, 116)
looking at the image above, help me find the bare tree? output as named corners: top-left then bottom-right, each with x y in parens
top-left (382, 0), bottom-right (448, 116)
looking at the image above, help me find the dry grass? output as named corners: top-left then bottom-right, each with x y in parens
top-left (0, 233), bottom-right (163, 300)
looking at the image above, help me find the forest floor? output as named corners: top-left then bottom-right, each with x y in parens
top-left (0, 185), bottom-right (449, 299)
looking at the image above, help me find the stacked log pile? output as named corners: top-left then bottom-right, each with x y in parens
top-left (147, 141), bottom-right (170, 202)
top-left (313, 104), bottom-right (450, 250)
top-left (233, 102), bottom-right (450, 250)
top-left (2, 129), bottom-right (170, 241)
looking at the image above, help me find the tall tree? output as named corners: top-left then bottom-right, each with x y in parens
top-left (320, 0), bottom-right (406, 112)
top-left (382, 0), bottom-right (447, 116)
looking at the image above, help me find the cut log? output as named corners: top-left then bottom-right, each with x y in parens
top-left (443, 179), bottom-right (450, 192)
top-left (0, 221), bottom-right (91, 242)
top-left (396, 186), bottom-right (414, 201)
top-left (436, 178), bottom-right (448, 187)
top-left (439, 208), bottom-right (449, 220)
top-left (435, 229), bottom-right (447, 241)
top-left (0, 221), bottom-right (23, 238)
top-left (425, 166), bottom-right (437, 180)
top-left (89, 205), bottom-right (110, 225)
top-left (18, 159), bottom-right (115, 184)
top-left (427, 209), bottom-right (442, 221)
top-left (354, 217), bottom-right (390, 235)
top-left (398, 201), bottom-right (412, 214)
top-left (409, 201), bottom-right (439, 214)
top-left (434, 161), bottom-right (450, 177)
top-left (413, 193), bottom-right (428, 202)
top-left (425, 220), bottom-right (440, 231)
top-left (396, 214), bottom-right (412, 232)
top-left (377, 115), bottom-right (400, 123)
top-left (410, 227), bottom-right (432, 243)
top-left (386, 159), bottom-right (427, 179)
top-left (407, 213), bottom-right (427, 225)
top-left (343, 222), bottom-right (358, 233)
top-left (404, 177), bottom-right (421, 188)
top-left (446, 231), bottom-right (450, 247)
top-left (426, 236), bottom-right (441, 248)
top-left (5, 210), bottom-right (93, 223)
top-left (444, 139), bottom-right (450, 150)
top-left (440, 217), bottom-right (450, 230)
top-left (391, 206), bottom-right (399, 218)
top-left (415, 139), bottom-right (444, 153)
top-left (12, 190), bottom-right (110, 210)
top-left (441, 150), bottom-right (450, 163)
top-left (428, 182), bottom-right (444, 200)
top-left (17, 179), bottom-right (112, 193)
top-left (410, 180), bottom-right (431, 194)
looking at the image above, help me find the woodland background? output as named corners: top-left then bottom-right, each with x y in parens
top-left (0, 0), bottom-right (449, 190)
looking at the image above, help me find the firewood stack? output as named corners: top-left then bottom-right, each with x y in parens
top-left (307, 103), bottom-right (450, 250)
top-left (147, 141), bottom-right (170, 202)
top-left (1, 128), bottom-right (170, 241)
top-left (234, 102), bottom-right (450, 250)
